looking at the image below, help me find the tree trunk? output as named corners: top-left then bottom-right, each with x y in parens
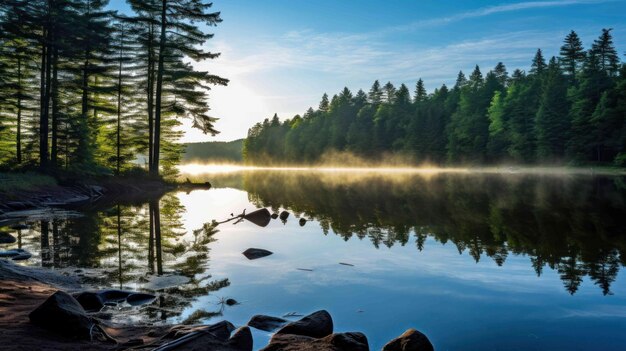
top-left (147, 24), bottom-right (155, 171)
top-left (116, 25), bottom-right (124, 176)
top-left (151, 0), bottom-right (167, 177)
top-left (51, 46), bottom-right (59, 168)
top-left (39, 29), bottom-right (49, 170)
top-left (16, 57), bottom-right (22, 164)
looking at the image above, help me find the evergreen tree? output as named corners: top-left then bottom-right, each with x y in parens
top-left (530, 48), bottom-right (547, 76)
top-left (591, 28), bottom-right (620, 77)
top-left (414, 78), bottom-right (427, 103)
top-left (536, 57), bottom-right (570, 161)
top-left (559, 30), bottom-right (585, 80)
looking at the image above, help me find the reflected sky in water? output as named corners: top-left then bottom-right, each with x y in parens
top-left (3, 169), bottom-right (626, 350)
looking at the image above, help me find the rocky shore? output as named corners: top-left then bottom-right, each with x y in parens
top-left (0, 260), bottom-right (434, 350)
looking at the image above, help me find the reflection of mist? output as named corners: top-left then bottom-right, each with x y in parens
top-left (190, 170), bottom-right (626, 295)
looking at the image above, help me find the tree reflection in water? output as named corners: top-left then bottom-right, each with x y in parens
top-left (25, 193), bottom-right (229, 324)
top-left (209, 171), bottom-right (626, 296)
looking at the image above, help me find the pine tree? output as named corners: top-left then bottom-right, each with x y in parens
top-left (536, 57), bottom-right (570, 161)
top-left (383, 81), bottom-right (396, 104)
top-left (591, 28), bottom-right (620, 77)
top-left (414, 78), bottom-right (427, 103)
top-left (368, 80), bottom-right (382, 105)
top-left (318, 93), bottom-right (329, 112)
top-left (559, 30), bottom-right (585, 80)
top-left (530, 48), bottom-right (547, 76)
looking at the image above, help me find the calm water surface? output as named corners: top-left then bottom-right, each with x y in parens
top-left (3, 168), bottom-right (626, 350)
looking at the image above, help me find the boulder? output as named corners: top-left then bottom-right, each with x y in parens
top-left (299, 218), bottom-right (307, 227)
top-left (279, 211), bottom-right (290, 221)
top-left (261, 332), bottom-right (368, 351)
top-left (0, 231), bottom-right (16, 244)
top-left (12, 252), bottom-right (32, 261)
top-left (126, 292), bottom-right (157, 306)
top-left (155, 323), bottom-right (248, 351)
top-left (225, 298), bottom-right (238, 306)
top-left (275, 310), bottom-right (333, 338)
top-left (73, 292), bottom-right (104, 312)
top-left (247, 314), bottom-right (288, 332)
top-left (271, 213), bottom-right (279, 219)
top-left (227, 326), bottom-right (253, 351)
top-left (29, 290), bottom-right (94, 338)
top-left (242, 248), bottom-right (273, 260)
top-left (0, 248), bottom-right (31, 258)
top-left (243, 208), bottom-right (271, 227)
top-left (382, 328), bottom-right (434, 351)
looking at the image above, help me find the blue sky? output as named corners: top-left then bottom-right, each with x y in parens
top-left (108, 0), bottom-right (626, 142)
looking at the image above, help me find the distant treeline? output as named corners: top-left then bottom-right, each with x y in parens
top-left (244, 29), bottom-right (626, 166)
top-left (183, 139), bottom-right (243, 163)
top-left (0, 1), bottom-right (227, 178)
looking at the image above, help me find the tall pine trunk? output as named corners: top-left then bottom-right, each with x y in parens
top-left (151, 0), bottom-right (167, 177)
top-left (116, 25), bottom-right (124, 175)
top-left (39, 29), bottom-right (49, 170)
top-left (16, 58), bottom-right (22, 164)
top-left (147, 24), bottom-right (155, 171)
top-left (51, 47), bottom-right (59, 168)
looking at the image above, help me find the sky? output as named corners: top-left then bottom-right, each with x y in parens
top-left (108, 0), bottom-right (626, 142)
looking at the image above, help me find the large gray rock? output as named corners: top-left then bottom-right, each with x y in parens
top-left (261, 332), bottom-right (369, 351)
top-left (29, 290), bottom-right (94, 338)
top-left (247, 314), bottom-right (288, 332)
top-left (275, 310), bottom-right (333, 338)
top-left (382, 328), bottom-right (434, 351)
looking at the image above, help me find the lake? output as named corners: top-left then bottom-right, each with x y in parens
top-left (4, 167), bottom-right (626, 350)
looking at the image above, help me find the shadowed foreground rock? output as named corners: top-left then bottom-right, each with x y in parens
top-left (28, 291), bottom-right (95, 338)
top-left (275, 310), bottom-right (333, 338)
top-left (261, 332), bottom-right (369, 351)
top-left (27, 291), bottom-right (432, 351)
top-left (247, 314), bottom-right (288, 332)
top-left (382, 328), bottom-right (434, 351)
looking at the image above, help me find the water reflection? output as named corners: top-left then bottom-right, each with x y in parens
top-left (204, 171), bottom-right (626, 296)
top-left (5, 193), bottom-right (229, 324)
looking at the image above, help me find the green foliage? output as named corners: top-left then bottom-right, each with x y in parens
top-left (244, 29), bottom-right (624, 166)
top-left (0, 0), bottom-right (226, 177)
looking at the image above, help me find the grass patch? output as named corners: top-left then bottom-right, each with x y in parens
top-left (0, 172), bottom-right (57, 194)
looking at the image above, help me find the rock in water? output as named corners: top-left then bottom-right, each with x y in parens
top-left (126, 292), bottom-right (157, 306)
top-left (225, 298), bottom-right (238, 306)
top-left (243, 208), bottom-right (271, 227)
top-left (279, 211), bottom-right (290, 221)
top-left (382, 328), bottom-right (434, 351)
top-left (299, 218), bottom-right (307, 227)
top-left (0, 231), bottom-right (16, 244)
top-left (262, 332), bottom-right (369, 351)
top-left (247, 315), bottom-right (288, 332)
top-left (271, 213), bottom-right (279, 219)
top-left (242, 248), bottom-right (273, 260)
top-left (29, 290), bottom-right (94, 338)
top-left (0, 248), bottom-right (31, 259)
top-left (275, 310), bottom-right (333, 338)
top-left (73, 292), bottom-right (104, 312)
top-left (12, 252), bottom-right (32, 261)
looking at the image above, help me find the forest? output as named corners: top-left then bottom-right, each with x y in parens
top-left (0, 0), bottom-right (227, 179)
top-left (244, 29), bottom-right (626, 166)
